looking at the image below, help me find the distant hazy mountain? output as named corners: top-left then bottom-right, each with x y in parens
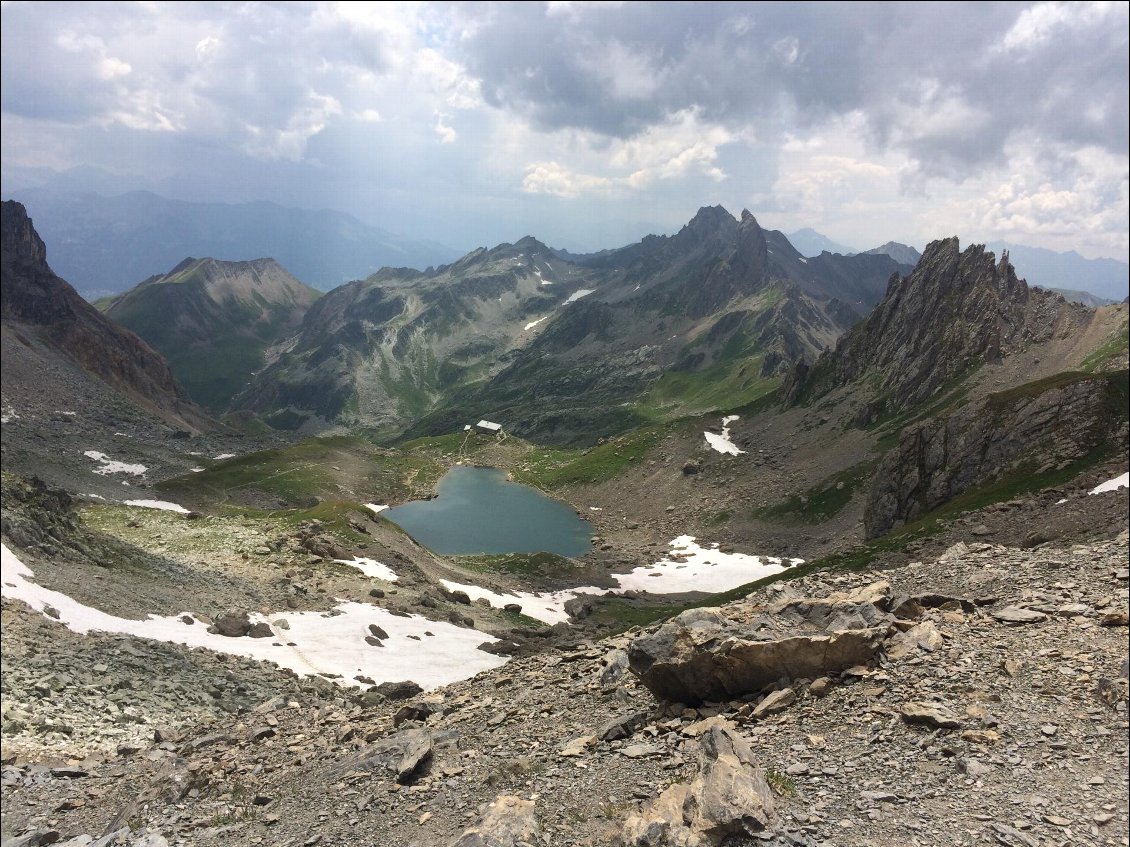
top-left (862, 242), bottom-right (922, 267)
top-left (9, 189), bottom-right (463, 299)
top-left (104, 257), bottom-right (321, 412)
top-left (786, 228), bottom-right (856, 258)
top-left (1042, 288), bottom-right (1118, 308)
top-left (987, 241), bottom-right (1128, 303)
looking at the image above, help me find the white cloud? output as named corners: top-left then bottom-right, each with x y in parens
top-left (523, 161), bottom-right (612, 198)
top-left (434, 112), bottom-right (457, 144)
top-left (999, 1), bottom-right (1119, 52)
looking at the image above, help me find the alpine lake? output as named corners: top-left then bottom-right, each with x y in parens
top-left (384, 465), bottom-right (594, 557)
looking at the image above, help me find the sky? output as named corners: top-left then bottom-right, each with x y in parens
top-left (1, 1), bottom-right (1127, 260)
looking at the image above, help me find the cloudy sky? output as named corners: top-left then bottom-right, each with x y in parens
top-left (2, 1), bottom-right (1127, 259)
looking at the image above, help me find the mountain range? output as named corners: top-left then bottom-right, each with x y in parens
top-left (233, 206), bottom-right (910, 441)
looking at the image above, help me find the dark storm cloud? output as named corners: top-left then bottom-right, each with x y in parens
top-left (453, 1), bottom-right (1128, 175)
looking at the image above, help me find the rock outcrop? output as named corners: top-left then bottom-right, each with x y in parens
top-left (627, 583), bottom-right (894, 704)
top-left (450, 795), bottom-right (541, 847)
top-left (621, 719), bottom-right (775, 846)
top-left (864, 370), bottom-right (1129, 538)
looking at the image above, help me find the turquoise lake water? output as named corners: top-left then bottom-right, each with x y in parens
top-left (384, 466), bottom-right (594, 556)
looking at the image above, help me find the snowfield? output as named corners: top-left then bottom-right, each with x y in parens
top-left (1, 544), bottom-right (505, 690)
top-left (1090, 472), bottom-right (1129, 495)
top-left (123, 499), bottom-right (191, 514)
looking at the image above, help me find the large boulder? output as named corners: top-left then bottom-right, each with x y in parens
top-left (627, 583), bottom-right (893, 704)
top-left (332, 727), bottom-right (433, 784)
top-left (450, 795), bottom-right (540, 847)
top-left (622, 719), bottom-right (774, 846)
top-left (212, 610), bottom-right (251, 638)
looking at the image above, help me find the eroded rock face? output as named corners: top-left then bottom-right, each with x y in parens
top-left (863, 371), bottom-right (1127, 539)
top-left (627, 585), bottom-right (894, 705)
top-left (621, 719), bottom-right (774, 846)
top-left (793, 238), bottom-right (1089, 414)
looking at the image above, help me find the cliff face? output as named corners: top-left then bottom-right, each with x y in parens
top-left (0, 200), bottom-right (211, 432)
top-left (864, 371), bottom-right (1128, 538)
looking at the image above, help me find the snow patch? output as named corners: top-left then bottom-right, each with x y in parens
top-left (441, 535), bottom-right (801, 625)
top-left (440, 579), bottom-right (580, 626)
top-left (1089, 472), bottom-right (1129, 495)
top-left (1, 544), bottom-right (502, 690)
top-left (212, 453), bottom-right (237, 460)
top-left (84, 451), bottom-right (148, 476)
top-left (365, 503), bottom-right (390, 516)
top-left (524, 316), bottom-right (549, 331)
top-left (703, 416), bottom-right (745, 456)
top-left (798, 257), bottom-right (807, 264)
top-left (123, 500), bottom-right (191, 514)
top-left (563, 288), bottom-right (595, 304)
top-left (335, 556), bottom-right (398, 582)
top-left (613, 536), bottom-right (797, 594)
top-left (0, 407), bottom-right (18, 424)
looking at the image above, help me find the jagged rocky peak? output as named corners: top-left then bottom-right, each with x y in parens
top-left (677, 204), bottom-right (739, 242)
top-left (793, 236), bottom-right (1088, 415)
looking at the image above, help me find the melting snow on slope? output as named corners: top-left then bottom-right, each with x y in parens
top-left (335, 556), bottom-right (399, 582)
top-left (441, 535), bottom-right (801, 625)
top-left (703, 415), bottom-right (745, 456)
top-left (613, 536), bottom-right (797, 593)
top-left (524, 316), bottom-right (549, 331)
top-left (1089, 472), bottom-right (1129, 495)
top-left (441, 579), bottom-right (580, 626)
top-left (563, 288), bottom-right (595, 304)
top-left (1, 544), bottom-right (503, 690)
top-left (213, 453), bottom-right (237, 460)
top-left (84, 451), bottom-right (148, 476)
top-left (365, 504), bottom-right (390, 516)
top-left (123, 500), bottom-right (191, 514)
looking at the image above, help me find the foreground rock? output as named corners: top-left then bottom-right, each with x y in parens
top-left (450, 795), bottom-right (541, 847)
top-left (622, 718), bottom-right (775, 846)
top-left (627, 583), bottom-right (894, 704)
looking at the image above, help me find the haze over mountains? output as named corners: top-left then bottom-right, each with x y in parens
top-left (13, 188), bottom-right (463, 299)
top-left (231, 206), bottom-right (910, 441)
